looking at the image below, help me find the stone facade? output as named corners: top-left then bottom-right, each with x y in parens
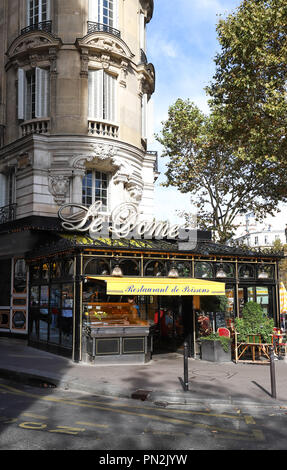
top-left (0, 0), bottom-right (157, 222)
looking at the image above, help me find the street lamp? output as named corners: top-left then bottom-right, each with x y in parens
top-left (216, 259), bottom-right (227, 278)
top-left (258, 263), bottom-right (269, 279)
top-left (168, 260), bottom-right (179, 278)
top-left (111, 257), bottom-right (123, 277)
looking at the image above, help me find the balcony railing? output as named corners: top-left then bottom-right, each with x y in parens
top-left (0, 204), bottom-right (17, 225)
top-left (88, 120), bottom-right (119, 138)
top-left (21, 20), bottom-right (52, 35)
top-left (20, 118), bottom-right (50, 137)
top-left (87, 21), bottom-right (121, 38)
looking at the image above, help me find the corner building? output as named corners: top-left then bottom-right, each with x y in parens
top-left (0, 1), bottom-right (283, 364)
top-left (0, 0), bottom-right (156, 219)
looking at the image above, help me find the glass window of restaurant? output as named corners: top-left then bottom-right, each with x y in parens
top-left (28, 257), bottom-right (74, 355)
top-left (83, 256), bottom-right (147, 327)
top-left (238, 263), bottom-right (275, 318)
top-left (81, 255), bottom-right (278, 353)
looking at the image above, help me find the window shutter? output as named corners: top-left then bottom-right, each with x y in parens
top-left (140, 13), bottom-right (145, 51)
top-left (0, 173), bottom-right (7, 208)
top-left (89, 0), bottom-right (99, 22)
top-left (114, 0), bottom-right (118, 29)
top-left (46, 0), bottom-right (51, 21)
top-left (88, 69), bottom-right (103, 119)
top-left (17, 68), bottom-right (26, 120)
top-left (141, 93), bottom-right (147, 139)
top-left (104, 72), bottom-right (116, 122)
top-left (35, 67), bottom-right (49, 118)
top-left (42, 68), bottom-right (50, 117)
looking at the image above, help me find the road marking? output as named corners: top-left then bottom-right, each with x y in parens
top-left (214, 429), bottom-right (265, 442)
top-left (18, 422), bottom-right (47, 430)
top-left (0, 383), bottom-right (261, 441)
top-left (0, 416), bottom-right (18, 424)
top-left (75, 421), bottom-right (109, 428)
top-left (73, 397), bottom-right (256, 423)
top-left (48, 426), bottom-right (86, 435)
top-left (21, 412), bottom-right (48, 420)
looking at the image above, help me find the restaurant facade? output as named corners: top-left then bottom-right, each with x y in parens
top-left (0, 212), bottom-right (282, 364)
top-left (0, 0), bottom-right (284, 365)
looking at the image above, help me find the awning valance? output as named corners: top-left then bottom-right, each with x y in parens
top-left (86, 276), bottom-right (226, 296)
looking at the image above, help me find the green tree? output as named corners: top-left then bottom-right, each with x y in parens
top-left (156, 99), bottom-right (283, 242)
top-left (207, 0), bottom-right (287, 187)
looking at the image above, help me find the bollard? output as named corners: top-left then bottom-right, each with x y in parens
top-left (183, 341), bottom-right (189, 391)
top-left (269, 346), bottom-right (277, 399)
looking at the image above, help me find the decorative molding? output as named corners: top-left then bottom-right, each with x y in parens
top-left (72, 144), bottom-right (136, 186)
top-left (80, 48), bottom-right (89, 77)
top-left (17, 152), bottom-right (32, 170)
top-left (75, 33), bottom-right (134, 62)
top-left (126, 182), bottom-right (143, 203)
top-left (6, 31), bottom-right (62, 61)
top-left (48, 174), bottom-right (70, 205)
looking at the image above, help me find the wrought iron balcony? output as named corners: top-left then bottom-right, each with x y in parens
top-left (0, 204), bottom-right (17, 225)
top-left (21, 20), bottom-right (52, 35)
top-left (87, 21), bottom-right (121, 38)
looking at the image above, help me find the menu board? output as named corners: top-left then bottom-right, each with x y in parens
top-left (215, 312), bottom-right (226, 329)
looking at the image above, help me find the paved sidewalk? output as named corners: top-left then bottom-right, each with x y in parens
top-left (1, 337), bottom-right (287, 406)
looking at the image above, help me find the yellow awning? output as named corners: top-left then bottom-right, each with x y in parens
top-left (86, 276), bottom-right (226, 296)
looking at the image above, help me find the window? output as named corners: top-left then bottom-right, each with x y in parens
top-left (18, 67), bottom-right (50, 120)
top-left (141, 94), bottom-right (147, 139)
top-left (0, 169), bottom-right (16, 209)
top-left (27, 0), bottom-right (50, 25)
top-left (89, 0), bottom-right (116, 27)
top-left (82, 170), bottom-right (109, 211)
top-left (139, 12), bottom-right (146, 51)
top-left (88, 69), bottom-right (116, 122)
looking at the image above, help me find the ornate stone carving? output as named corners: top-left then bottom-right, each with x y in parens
top-left (48, 175), bottom-right (70, 205)
top-left (101, 53), bottom-right (111, 70)
top-left (72, 144), bottom-right (133, 186)
top-left (17, 152), bottom-right (32, 170)
top-left (49, 47), bottom-right (58, 76)
top-left (126, 183), bottom-right (143, 203)
top-left (120, 60), bottom-right (129, 87)
top-left (75, 34), bottom-right (134, 61)
top-left (80, 48), bottom-right (89, 77)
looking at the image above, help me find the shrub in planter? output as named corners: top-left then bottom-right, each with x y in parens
top-left (234, 301), bottom-right (274, 343)
top-left (200, 332), bottom-right (231, 362)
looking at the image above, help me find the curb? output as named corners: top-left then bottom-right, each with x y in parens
top-left (0, 367), bottom-right (286, 408)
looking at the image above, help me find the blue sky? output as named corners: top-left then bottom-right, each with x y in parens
top-left (146, 0), bottom-right (241, 222)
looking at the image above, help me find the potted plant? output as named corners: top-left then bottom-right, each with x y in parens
top-left (199, 332), bottom-right (232, 362)
top-left (235, 302), bottom-right (274, 344)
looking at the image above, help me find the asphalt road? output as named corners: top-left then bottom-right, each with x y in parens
top-left (0, 377), bottom-right (286, 455)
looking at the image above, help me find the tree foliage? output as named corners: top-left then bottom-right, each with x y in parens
top-left (156, 99), bottom-right (283, 242)
top-left (157, 0), bottom-right (287, 241)
top-left (207, 0), bottom-right (287, 177)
